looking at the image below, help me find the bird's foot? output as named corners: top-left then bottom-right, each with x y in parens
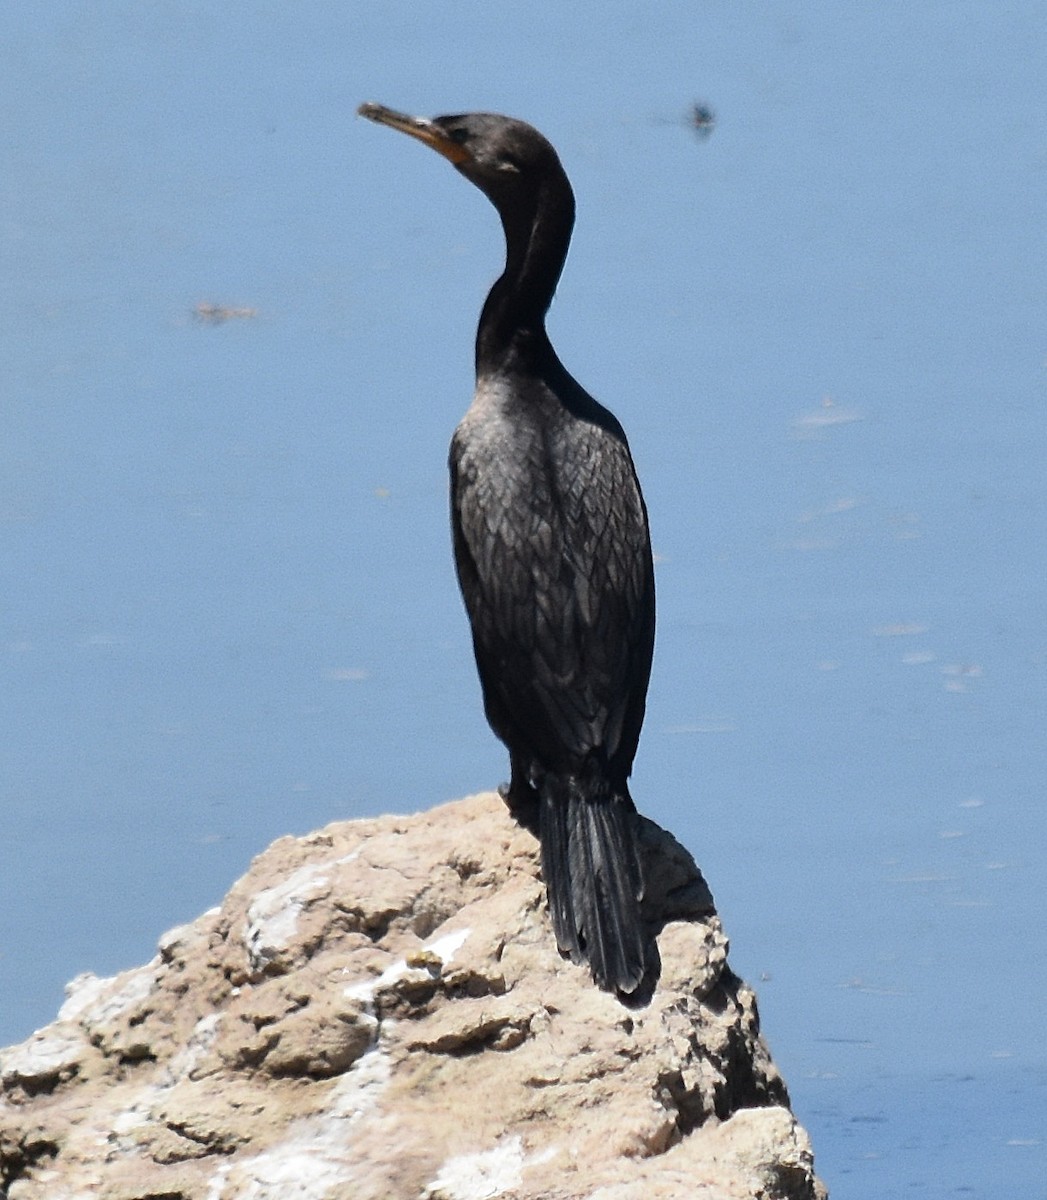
top-left (498, 778), bottom-right (540, 835)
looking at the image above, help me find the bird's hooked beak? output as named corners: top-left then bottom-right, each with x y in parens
top-left (358, 102), bottom-right (471, 166)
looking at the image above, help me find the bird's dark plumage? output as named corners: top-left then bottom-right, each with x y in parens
top-left (360, 103), bottom-right (657, 998)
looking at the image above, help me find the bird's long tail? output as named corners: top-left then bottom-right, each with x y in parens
top-left (538, 772), bottom-right (649, 996)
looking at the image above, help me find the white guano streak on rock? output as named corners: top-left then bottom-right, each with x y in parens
top-left (203, 1045), bottom-right (390, 1200)
top-left (1, 963), bottom-right (162, 1085)
top-left (165, 1011), bottom-right (222, 1081)
top-left (244, 851), bottom-right (360, 973)
top-left (107, 1014), bottom-right (224, 1152)
top-left (343, 926), bottom-right (472, 1004)
top-left (0, 1027), bottom-right (85, 1084)
top-left (423, 1135), bottom-right (525, 1200)
top-left (426, 927), bottom-right (471, 964)
top-left (57, 961), bottom-right (159, 1026)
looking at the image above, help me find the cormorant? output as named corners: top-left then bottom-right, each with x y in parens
top-left (359, 103), bottom-right (657, 998)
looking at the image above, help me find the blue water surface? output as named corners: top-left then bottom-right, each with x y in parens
top-left (3, 4), bottom-right (1044, 1196)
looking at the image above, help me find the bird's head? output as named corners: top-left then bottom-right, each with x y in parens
top-left (358, 103), bottom-right (569, 216)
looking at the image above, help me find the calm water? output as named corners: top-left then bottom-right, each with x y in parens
top-left (3, 4), bottom-right (1044, 1196)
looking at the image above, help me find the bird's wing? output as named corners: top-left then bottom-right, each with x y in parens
top-left (450, 418), bottom-right (653, 773)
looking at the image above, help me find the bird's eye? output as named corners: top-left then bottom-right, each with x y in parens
top-left (448, 128), bottom-right (470, 145)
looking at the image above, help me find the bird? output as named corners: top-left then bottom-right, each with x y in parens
top-left (359, 103), bottom-right (657, 998)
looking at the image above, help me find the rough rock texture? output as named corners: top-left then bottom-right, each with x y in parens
top-left (0, 793), bottom-right (826, 1199)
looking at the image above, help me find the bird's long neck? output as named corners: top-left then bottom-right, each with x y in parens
top-left (475, 176), bottom-right (575, 378)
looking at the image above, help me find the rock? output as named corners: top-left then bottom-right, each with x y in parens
top-left (0, 793), bottom-right (826, 1199)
